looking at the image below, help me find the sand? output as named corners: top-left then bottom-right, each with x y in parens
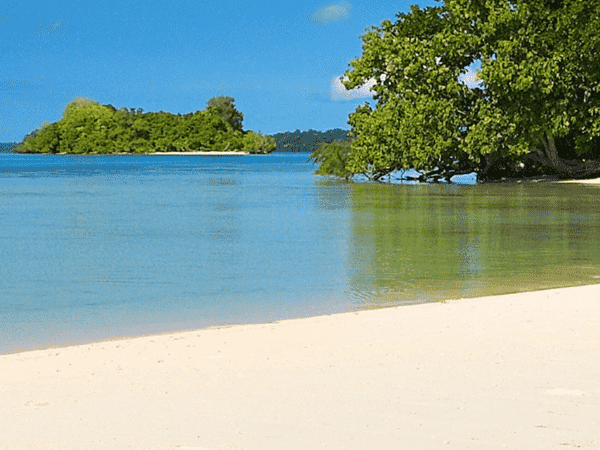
top-left (558, 177), bottom-right (600, 184)
top-left (139, 152), bottom-right (249, 155)
top-left (55, 151), bottom-right (249, 156)
top-left (1, 284), bottom-right (599, 450)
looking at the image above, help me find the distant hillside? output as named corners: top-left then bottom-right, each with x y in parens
top-left (0, 142), bottom-right (19, 153)
top-left (270, 129), bottom-right (354, 153)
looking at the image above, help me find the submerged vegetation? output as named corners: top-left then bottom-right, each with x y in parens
top-left (312, 0), bottom-right (600, 182)
top-left (14, 96), bottom-right (276, 155)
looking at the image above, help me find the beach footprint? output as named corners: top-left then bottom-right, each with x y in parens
top-left (23, 401), bottom-right (50, 407)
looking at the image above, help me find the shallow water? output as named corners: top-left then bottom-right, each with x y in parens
top-left (1, 153), bottom-right (599, 353)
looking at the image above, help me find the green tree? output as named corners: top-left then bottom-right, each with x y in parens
top-left (16, 121), bottom-right (62, 153)
top-left (62, 97), bottom-right (101, 118)
top-left (309, 141), bottom-right (353, 179)
top-left (59, 101), bottom-right (116, 153)
top-left (206, 96), bottom-right (244, 132)
top-left (315, 0), bottom-right (600, 182)
top-left (242, 131), bottom-right (276, 154)
top-left (463, 0), bottom-right (600, 179)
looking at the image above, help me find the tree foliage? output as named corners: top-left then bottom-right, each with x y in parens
top-left (206, 96), bottom-right (244, 132)
top-left (309, 141), bottom-right (353, 179)
top-left (15, 96), bottom-right (272, 155)
top-left (314, 0), bottom-right (600, 182)
top-left (242, 131), bottom-right (277, 154)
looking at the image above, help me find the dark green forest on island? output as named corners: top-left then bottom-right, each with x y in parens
top-left (312, 0), bottom-right (600, 182)
top-left (0, 142), bottom-right (19, 153)
top-left (270, 129), bottom-right (354, 153)
top-left (13, 96), bottom-right (276, 155)
top-left (6, 102), bottom-right (356, 156)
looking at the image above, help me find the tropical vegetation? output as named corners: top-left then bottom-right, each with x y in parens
top-left (312, 0), bottom-right (600, 182)
top-left (14, 96), bottom-right (276, 155)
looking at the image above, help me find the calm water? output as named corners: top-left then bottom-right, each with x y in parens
top-left (1, 152), bottom-right (600, 354)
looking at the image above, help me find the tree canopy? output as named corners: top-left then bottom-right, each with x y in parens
top-left (15, 96), bottom-right (274, 155)
top-left (313, 0), bottom-right (600, 182)
top-left (206, 96), bottom-right (244, 133)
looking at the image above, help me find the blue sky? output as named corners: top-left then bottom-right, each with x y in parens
top-left (0, 0), bottom-right (470, 142)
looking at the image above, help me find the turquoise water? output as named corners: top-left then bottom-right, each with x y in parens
top-left (1, 153), bottom-right (600, 354)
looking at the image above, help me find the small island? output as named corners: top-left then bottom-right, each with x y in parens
top-left (14, 96), bottom-right (276, 155)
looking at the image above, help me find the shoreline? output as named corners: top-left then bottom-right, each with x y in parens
top-left (121, 151), bottom-right (250, 155)
top-left (558, 177), bottom-right (600, 184)
top-left (72, 151), bottom-right (250, 156)
top-left (8, 151), bottom-right (251, 156)
top-left (1, 284), bottom-right (599, 449)
top-left (2, 280), bottom-right (599, 357)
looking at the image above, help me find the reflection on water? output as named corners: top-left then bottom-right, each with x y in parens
top-left (1, 152), bottom-right (600, 353)
top-left (345, 182), bottom-right (600, 307)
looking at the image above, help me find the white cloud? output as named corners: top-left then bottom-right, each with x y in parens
top-left (311, 1), bottom-right (352, 23)
top-left (330, 75), bottom-right (376, 101)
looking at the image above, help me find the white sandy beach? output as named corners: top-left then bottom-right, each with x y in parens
top-left (55, 151), bottom-right (250, 156)
top-left (1, 284), bottom-right (599, 450)
top-left (142, 151), bottom-right (249, 155)
top-left (559, 177), bottom-right (600, 184)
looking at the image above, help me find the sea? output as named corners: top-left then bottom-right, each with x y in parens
top-left (1, 152), bottom-right (600, 354)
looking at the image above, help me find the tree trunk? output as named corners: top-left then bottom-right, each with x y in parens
top-left (541, 132), bottom-right (560, 170)
top-left (528, 132), bottom-right (600, 179)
